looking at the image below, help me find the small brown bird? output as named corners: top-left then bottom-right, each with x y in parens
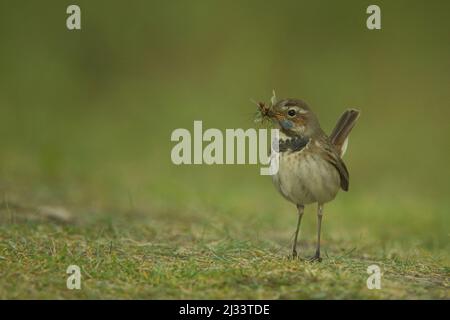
top-left (258, 93), bottom-right (360, 261)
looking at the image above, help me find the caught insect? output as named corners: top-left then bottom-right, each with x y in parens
top-left (253, 90), bottom-right (277, 125)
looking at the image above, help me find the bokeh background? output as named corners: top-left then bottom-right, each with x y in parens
top-left (0, 1), bottom-right (448, 298)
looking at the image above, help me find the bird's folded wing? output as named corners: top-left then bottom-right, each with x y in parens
top-left (323, 143), bottom-right (350, 191)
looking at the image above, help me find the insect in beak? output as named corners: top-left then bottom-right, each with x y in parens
top-left (258, 102), bottom-right (271, 117)
top-left (253, 90), bottom-right (278, 124)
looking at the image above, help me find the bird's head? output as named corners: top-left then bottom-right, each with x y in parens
top-left (258, 93), bottom-right (320, 137)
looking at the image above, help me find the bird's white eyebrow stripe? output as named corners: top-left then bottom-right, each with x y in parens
top-left (282, 101), bottom-right (308, 113)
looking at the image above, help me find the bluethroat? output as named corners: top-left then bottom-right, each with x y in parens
top-left (257, 93), bottom-right (360, 261)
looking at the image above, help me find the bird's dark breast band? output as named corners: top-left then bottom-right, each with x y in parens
top-left (276, 137), bottom-right (310, 153)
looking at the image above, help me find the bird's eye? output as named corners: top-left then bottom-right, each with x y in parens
top-left (287, 109), bottom-right (296, 117)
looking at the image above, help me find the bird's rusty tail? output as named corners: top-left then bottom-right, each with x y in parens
top-left (330, 108), bottom-right (360, 157)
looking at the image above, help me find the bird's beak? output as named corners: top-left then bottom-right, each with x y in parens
top-left (268, 110), bottom-right (283, 121)
top-left (258, 102), bottom-right (278, 120)
top-left (268, 112), bottom-right (294, 130)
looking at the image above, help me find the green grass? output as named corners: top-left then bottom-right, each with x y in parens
top-left (0, 190), bottom-right (448, 299)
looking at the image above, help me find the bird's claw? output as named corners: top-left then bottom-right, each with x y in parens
top-left (307, 255), bottom-right (322, 262)
top-left (288, 250), bottom-right (298, 260)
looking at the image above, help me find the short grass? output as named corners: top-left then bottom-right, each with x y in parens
top-left (0, 186), bottom-right (448, 299)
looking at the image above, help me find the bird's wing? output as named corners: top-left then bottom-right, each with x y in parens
top-left (323, 141), bottom-right (350, 191)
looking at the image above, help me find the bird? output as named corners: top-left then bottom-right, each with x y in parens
top-left (258, 92), bottom-right (360, 261)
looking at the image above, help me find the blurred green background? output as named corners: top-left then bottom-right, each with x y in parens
top-left (0, 1), bottom-right (448, 298)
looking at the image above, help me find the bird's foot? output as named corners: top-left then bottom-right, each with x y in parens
top-left (307, 253), bottom-right (322, 262)
top-left (288, 249), bottom-right (299, 260)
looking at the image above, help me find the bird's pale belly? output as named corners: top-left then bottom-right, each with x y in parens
top-left (272, 149), bottom-right (341, 205)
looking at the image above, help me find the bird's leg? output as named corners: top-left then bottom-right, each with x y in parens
top-left (310, 204), bottom-right (323, 262)
top-left (292, 204), bottom-right (304, 259)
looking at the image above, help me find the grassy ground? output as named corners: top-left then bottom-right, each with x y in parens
top-left (0, 1), bottom-right (449, 299)
top-left (0, 178), bottom-right (448, 299)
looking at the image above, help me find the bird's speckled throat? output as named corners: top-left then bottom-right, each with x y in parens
top-left (275, 136), bottom-right (310, 153)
